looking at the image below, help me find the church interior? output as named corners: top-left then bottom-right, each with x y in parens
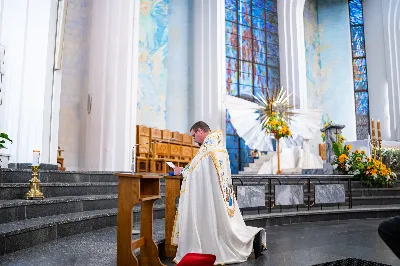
top-left (1, 0), bottom-right (400, 265)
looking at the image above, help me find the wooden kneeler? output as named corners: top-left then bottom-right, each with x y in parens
top-left (164, 175), bottom-right (183, 258)
top-left (116, 173), bottom-right (165, 266)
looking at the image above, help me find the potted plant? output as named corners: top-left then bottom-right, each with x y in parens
top-left (0, 133), bottom-right (12, 168)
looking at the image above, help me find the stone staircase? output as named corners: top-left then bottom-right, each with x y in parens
top-left (239, 154), bottom-right (274, 174)
top-left (0, 169), bottom-right (166, 256)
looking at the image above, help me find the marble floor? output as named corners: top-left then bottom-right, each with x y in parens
top-left (1, 219), bottom-right (399, 266)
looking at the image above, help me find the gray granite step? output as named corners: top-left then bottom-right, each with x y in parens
top-left (0, 193), bottom-right (166, 224)
top-left (0, 182), bottom-right (119, 200)
top-left (0, 204), bottom-right (166, 256)
top-left (0, 169), bottom-right (118, 184)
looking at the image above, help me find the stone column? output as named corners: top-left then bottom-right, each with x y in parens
top-left (0, 0), bottom-right (59, 167)
top-left (321, 124), bottom-right (345, 164)
top-left (190, 0), bottom-right (226, 132)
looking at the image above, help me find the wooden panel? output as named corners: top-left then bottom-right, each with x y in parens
top-left (181, 146), bottom-right (192, 158)
top-left (319, 143), bottom-right (326, 161)
top-left (192, 147), bottom-right (199, 157)
top-left (164, 176), bottom-right (182, 257)
top-left (151, 128), bottom-right (162, 140)
top-left (170, 144), bottom-right (181, 157)
top-left (172, 132), bottom-right (183, 143)
top-left (182, 134), bottom-right (192, 145)
top-left (162, 129), bottom-right (172, 140)
top-left (154, 142), bottom-right (169, 157)
top-left (137, 125), bottom-right (150, 154)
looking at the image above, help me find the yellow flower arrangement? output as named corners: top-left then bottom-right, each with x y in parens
top-left (331, 135), bottom-right (397, 187)
top-left (264, 113), bottom-right (292, 139)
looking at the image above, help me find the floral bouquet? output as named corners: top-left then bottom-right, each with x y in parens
top-left (321, 114), bottom-right (333, 142)
top-left (331, 134), bottom-right (397, 187)
top-left (264, 112), bottom-right (292, 139)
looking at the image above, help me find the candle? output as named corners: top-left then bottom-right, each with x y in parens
top-left (371, 119), bottom-right (375, 138)
top-left (32, 150), bottom-right (40, 166)
top-left (378, 120), bottom-right (382, 139)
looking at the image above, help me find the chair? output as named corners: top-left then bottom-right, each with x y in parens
top-left (136, 125), bottom-right (151, 172)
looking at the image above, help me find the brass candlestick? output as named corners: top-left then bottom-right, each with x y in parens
top-left (24, 166), bottom-right (44, 200)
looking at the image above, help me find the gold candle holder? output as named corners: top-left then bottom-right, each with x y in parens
top-left (24, 165), bottom-right (44, 200)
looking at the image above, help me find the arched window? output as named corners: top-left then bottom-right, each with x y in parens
top-left (348, 0), bottom-right (370, 140)
top-left (225, 0), bottom-right (280, 173)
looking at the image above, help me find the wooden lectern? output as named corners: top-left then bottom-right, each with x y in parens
top-left (164, 175), bottom-right (183, 257)
top-left (116, 173), bottom-right (165, 266)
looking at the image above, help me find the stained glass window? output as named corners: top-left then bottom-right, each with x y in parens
top-left (348, 0), bottom-right (370, 140)
top-left (225, 0), bottom-right (279, 173)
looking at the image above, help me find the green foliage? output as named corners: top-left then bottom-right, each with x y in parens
top-left (0, 133), bottom-right (12, 149)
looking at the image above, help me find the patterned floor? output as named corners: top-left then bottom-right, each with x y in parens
top-left (312, 258), bottom-right (392, 266)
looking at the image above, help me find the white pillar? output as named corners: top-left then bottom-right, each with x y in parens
top-left (190, 0), bottom-right (226, 133)
top-left (277, 0), bottom-right (307, 108)
top-left (84, 0), bottom-right (140, 171)
top-left (0, 0), bottom-right (58, 165)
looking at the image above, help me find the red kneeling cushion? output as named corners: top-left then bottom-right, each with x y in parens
top-left (177, 253), bottom-right (217, 266)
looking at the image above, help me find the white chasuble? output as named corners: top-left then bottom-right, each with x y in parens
top-left (172, 131), bottom-right (266, 265)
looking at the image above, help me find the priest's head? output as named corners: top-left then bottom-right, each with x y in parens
top-left (190, 121), bottom-right (211, 145)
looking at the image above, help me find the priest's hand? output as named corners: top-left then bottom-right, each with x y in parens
top-left (174, 167), bottom-right (183, 176)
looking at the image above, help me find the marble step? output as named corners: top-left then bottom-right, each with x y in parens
top-left (0, 182), bottom-right (167, 200)
top-left (0, 170), bottom-right (118, 184)
top-left (0, 205), bottom-right (165, 256)
top-left (0, 194), bottom-right (166, 224)
top-left (0, 182), bottom-right (118, 200)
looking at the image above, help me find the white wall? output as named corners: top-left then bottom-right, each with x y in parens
top-left (0, 0), bottom-right (58, 164)
top-left (364, 0), bottom-right (400, 141)
top-left (83, 0), bottom-right (140, 171)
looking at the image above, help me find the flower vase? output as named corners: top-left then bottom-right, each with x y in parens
top-left (276, 136), bottom-right (281, 174)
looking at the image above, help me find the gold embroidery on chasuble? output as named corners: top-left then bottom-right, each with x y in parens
top-left (180, 131), bottom-right (236, 217)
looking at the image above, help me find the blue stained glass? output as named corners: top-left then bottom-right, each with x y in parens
top-left (349, 0), bottom-right (364, 25)
top-left (227, 147), bottom-right (239, 160)
top-left (226, 33), bottom-right (238, 46)
top-left (253, 0), bottom-right (264, 9)
top-left (239, 25), bottom-right (251, 37)
top-left (227, 82), bottom-right (238, 96)
top-left (255, 75), bottom-right (267, 88)
top-left (239, 0), bottom-right (251, 14)
top-left (253, 39), bottom-right (266, 54)
top-left (354, 71), bottom-right (367, 91)
top-left (252, 5), bottom-right (265, 19)
top-left (355, 92), bottom-right (369, 115)
top-left (266, 0), bottom-right (277, 13)
top-left (353, 58), bottom-right (367, 79)
top-left (239, 84), bottom-right (253, 97)
top-left (226, 9), bottom-right (237, 22)
top-left (268, 78), bottom-right (279, 91)
top-left (255, 52), bottom-right (266, 64)
top-left (226, 121), bottom-right (236, 135)
top-left (254, 64), bottom-right (266, 76)
top-left (239, 38), bottom-right (253, 61)
top-left (240, 61), bottom-right (252, 74)
top-left (252, 28), bottom-right (265, 41)
top-left (225, 0), bottom-right (236, 10)
top-left (226, 44), bottom-right (238, 58)
top-left (268, 66), bottom-right (280, 81)
top-left (267, 32), bottom-right (278, 45)
top-left (252, 17), bottom-right (265, 30)
top-left (240, 146), bottom-right (252, 163)
top-left (239, 72), bottom-right (253, 86)
top-left (351, 26), bottom-right (365, 57)
top-left (226, 22), bottom-right (236, 34)
top-left (226, 57), bottom-right (237, 70)
top-left (239, 12), bottom-right (251, 26)
top-left (254, 86), bottom-right (266, 97)
top-left (226, 111), bottom-right (231, 122)
top-left (227, 149), bottom-right (239, 174)
top-left (267, 42), bottom-right (279, 67)
top-left (226, 69), bottom-right (238, 84)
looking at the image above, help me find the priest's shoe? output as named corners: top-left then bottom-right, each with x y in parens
top-left (253, 231), bottom-right (263, 259)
